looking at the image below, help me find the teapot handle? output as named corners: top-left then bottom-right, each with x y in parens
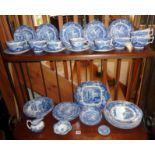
top-left (26, 120), bottom-right (32, 129)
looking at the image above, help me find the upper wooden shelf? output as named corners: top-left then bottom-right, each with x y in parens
top-left (1, 46), bottom-right (155, 62)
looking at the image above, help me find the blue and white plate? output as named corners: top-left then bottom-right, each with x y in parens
top-left (52, 102), bottom-right (81, 121)
top-left (104, 100), bottom-right (143, 129)
top-left (23, 97), bottom-right (54, 118)
top-left (83, 21), bottom-right (107, 45)
top-left (60, 22), bottom-right (83, 48)
top-left (75, 81), bottom-right (110, 109)
top-left (67, 45), bottom-right (89, 52)
top-left (14, 25), bottom-right (36, 41)
top-left (4, 48), bottom-right (30, 55)
top-left (53, 120), bottom-right (72, 135)
top-left (36, 23), bottom-right (58, 41)
top-left (79, 106), bottom-right (102, 126)
top-left (44, 47), bottom-right (65, 53)
top-left (91, 45), bottom-right (114, 52)
top-left (108, 19), bottom-right (134, 38)
top-left (98, 125), bottom-right (111, 136)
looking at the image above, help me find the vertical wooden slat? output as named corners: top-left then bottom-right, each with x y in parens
top-left (133, 15), bottom-right (141, 29)
top-left (114, 59), bottom-right (121, 100)
top-left (63, 61), bottom-right (69, 80)
top-left (88, 15), bottom-right (94, 22)
top-left (50, 61), bottom-right (55, 71)
top-left (42, 15), bottom-right (49, 23)
top-left (89, 60), bottom-right (94, 81)
top-left (126, 59), bottom-right (135, 101)
top-left (70, 60), bottom-right (74, 101)
top-left (73, 15), bottom-right (78, 22)
top-left (104, 15), bottom-right (110, 27)
top-left (136, 58), bottom-right (146, 105)
top-left (76, 61), bottom-right (82, 84)
top-left (102, 59), bottom-right (107, 85)
top-left (58, 16), bottom-right (64, 30)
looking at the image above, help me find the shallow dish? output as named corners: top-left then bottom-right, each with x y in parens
top-left (53, 120), bottom-right (72, 135)
top-left (60, 22), bottom-right (83, 48)
top-left (91, 46), bottom-right (114, 52)
top-left (23, 97), bottom-right (54, 118)
top-left (52, 102), bottom-right (81, 121)
top-left (67, 45), bottom-right (89, 52)
top-left (36, 23), bottom-right (58, 41)
top-left (104, 100), bottom-right (143, 129)
top-left (14, 25), bottom-right (36, 41)
top-left (108, 19), bottom-right (133, 38)
top-left (4, 48), bottom-right (30, 55)
top-left (75, 81), bottom-right (110, 108)
top-left (83, 20), bottom-right (107, 45)
top-left (44, 47), bottom-right (65, 53)
top-left (79, 106), bottom-right (102, 126)
top-left (98, 125), bottom-right (111, 136)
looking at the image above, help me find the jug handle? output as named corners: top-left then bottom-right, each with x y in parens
top-left (26, 120), bottom-right (32, 129)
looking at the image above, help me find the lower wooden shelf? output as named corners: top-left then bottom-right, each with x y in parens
top-left (13, 114), bottom-right (148, 140)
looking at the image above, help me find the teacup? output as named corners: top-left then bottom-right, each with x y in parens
top-left (70, 38), bottom-right (87, 49)
top-left (131, 36), bottom-right (154, 50)
top-left (26, 118), bottom-right (45, 132)
top-left (47, 40), bottom-right (63, 50)
top-left (29, 40), bottom-right (46, 54)
top-left (112, 37), bottom-right (131, 50)
top-left (131, 28), bottom-right (154, 37)
top-left (94, 38), bottom-right (112, 49)
top-left (7, 40), bottom-right (28, 52)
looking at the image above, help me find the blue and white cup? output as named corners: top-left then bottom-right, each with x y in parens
top-left (7, 40), bottom-right (28, 52)
top-left (29, 40), bottom-right (46, 54)
top-left (131, 36), bottom-right (154, 50)
top-left (70, 38), bottom-right (87, 49)
top-left (47, 40), bottom-right (63, 50)
top-left (94, 38), bottom-right (112, 49)
top-left (112, 37), bottom-right (131, 50)
top-left (131, 28), bottom-right (154, 37)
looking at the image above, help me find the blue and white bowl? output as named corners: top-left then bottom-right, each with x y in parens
top-left (75, 81), bottom-right (110, 109)
top-left (112, 37), bottom-right (131, 50)
top-left (79, 106), bottom-right (102, 126)
top-left (29, 40), bottom-right (47, 53)
top-left (70, 37), bottom-right (87, 50)
top-left (7, 40), bottom-right (29, 52)
top-left (23, 97), bottom-right (54, 118)
top-left (104, 100), bottom-right (143, 129)
top-left (131, 36), bottom-right (154, 50)
top-left (53, 120), bottom-right (72, 135)
top-left (52, 102), bottom-right (81, 121)
top-left (47, 40), bottom-right (63, 50)
top-left (131, 28), bottom-right (154, 37)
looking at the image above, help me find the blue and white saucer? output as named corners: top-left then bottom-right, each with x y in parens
top-left (67, 45), bottom-right (89, 52)
top-left (60, 22), bottom-right (83, 47)
top-left (91, 46), bottom-right (114, 52)
top-left (36, 23), bottom-right (58, 41)
top-left (79, 106), bottom-right (102, 126)
top-left (4, 48), bottom-right (30, 55)
top-left (52, 102), bottom-right (81, 121)
top-left (53, 120), bottom-right (72, 135)
top-left (98, 125), bottom-right (111, 136)
top-left (44, 47), bottom-right (65, 53)
top-left (108, 19), bottom-right (134, 38)
top-left (14, 25), bottom-right (36, 41)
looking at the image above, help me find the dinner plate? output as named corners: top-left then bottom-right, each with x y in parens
top-left (67, 45), bottom-right (89, 52)
top-left (91, 46), bottom-right (114, 52)
top-left (83, 21), bottom-right (107, 45)
top-left (44, 47), bottom-right (65, 53)
top-left (4, 48), bottom-right (30, 55)
top-left (60, 22), bottom-right (83, 48)
top-left (104, 100), bottom-right (143, 129)
top-left (14, 25), bottom-right (36, 41)
top-left (108, 19), bottom-right (133, 38)
top-left (53, 121), bottom-right (72, 135)
top-left (23, 97), bottom-right (54, 118)
top-left (79, 106), bottom-right (102, 126)
top-left (75, 81), bottom-right (110, 108)
top-left (52, 102), bottom-right (81, 121)
top-left (36, 23), bottom-right (58, 41)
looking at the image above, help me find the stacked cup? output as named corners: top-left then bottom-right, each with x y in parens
top-left (131, 28), bottom-right (154, 50)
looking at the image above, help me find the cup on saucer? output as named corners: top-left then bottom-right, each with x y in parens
top-left (47, 40), bottom-right (63, 51)
top-left (70, 37), bottom-right (87, 50)
top-left (94, 38), bottom-right (112, 49)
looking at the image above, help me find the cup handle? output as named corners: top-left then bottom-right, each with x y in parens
top-left (26, 120), bottom-right (32, 129)
top-left (147, 36), bottom-right (154, 44)
top-left (150, 28), bottom-right (154, 36)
